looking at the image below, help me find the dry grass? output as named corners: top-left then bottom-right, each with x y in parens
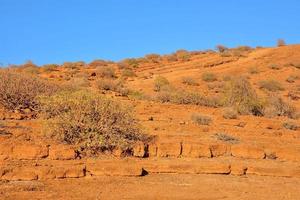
top-left (202, 72), bottom-right (217, 82)
top-left (154, 76), bottom-right (170, 92)
top-left (191, 113), bottom-right (212, 125)
top-left (259, 80), bottom-right (284, 92)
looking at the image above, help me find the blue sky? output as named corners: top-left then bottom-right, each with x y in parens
top-left (0, 0), bottom-right (300, 66)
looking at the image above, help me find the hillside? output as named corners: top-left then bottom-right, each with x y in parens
top-left (0, 44), bottom-right (300, 199)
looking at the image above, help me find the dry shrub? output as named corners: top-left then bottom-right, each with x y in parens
top-left (175, 50), bottom-right (191, 61)
top-left (264, 95), bottom-right (297, 119)
top-left (191, 113), bottom-right (212, 125)
top-left (259, 80), bottom-right (284, 92)
top-left (282, 121), bottom-right (299, 131)
top-left (89, 59), bottom-right (109, 68)
top-left (269, 64), bottom-right (281, 70)
top-left (42, 64), bottom-right (59, 72)
top-left (96, 66), bottom-right (116, 78)
top-left (214, 133), bottom-right (239, 144)
top-left (277, 39), bottom-right (286, 47)
top-left (96, 78), bottom-right (121, 91)
top-left (154, 76), bottom-right (170, 92)
top-left (222, 107), bottom-right (238, 119)
top-left (121, 68), bottom-right (136, 78)
top-left (162, 54), bottom-right (178, 62)
top-left (145, 54), bottom-right (161, 63)
top-left (248, 66), bottom-right (259, 74)
top-left (181, 76), bottom-right (198, 86)
top-left (118, 58), bottom-right (139, 69)
top-left (286, 75), bottom-right (299, 83)
top-left (223, 76), bottom-right (263, 115)
top-left (38, 90), bottom-right (148, 154)
top-left (156, 90), bottom-right (221, 108)
top-left (202, 72), bottom-right (217, 82)
top-left (0, 70), bottom-right (60, 112)
top-left (216, 45), bottom-right (228, 53)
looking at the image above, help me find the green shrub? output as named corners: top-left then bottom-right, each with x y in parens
top-left (223, 76), bottom-right (263, 115)
top-left (191, 113), bottom-right (212, 125)
top-left (38, 90), bottom-right (148, 154)
top-left (259, 80), bottom-right (284, 92)
top-left (154, 76), bottom-right (170, 92)
top-left (202, 72), bottom-right (217, 82)
top-left (0, 70), bottom-right (60, 112)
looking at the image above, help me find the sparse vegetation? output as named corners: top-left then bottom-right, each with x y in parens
top-left (202, 72), bottom-right (217, 82)
top-left (154, 76), bottom-right (170, 92)
top-left (223, 76), bottom-right (263, 115)
top-left (0, 70), bottom-right (60, 112)
top-left (191, 113), bottom-right (212, 125)
top-left (286, 75), bottom-right (299, 83)
top-left (277, 39), bottom-right (286, 47)
top-left (248, 66), bottom-right (259, 74)
top-left (216, 45), bottom-right (228, 53)
top-left (269, 64), bottom-right (281, 70)
top-left (214, 133), bottom-right (239, 144)
top-left (264, 95), bottom-right (297, 119)
top-left (259, 80), bottom-right (284, 92)
top-left (121, 68), bottom-right (136, 78)
top-left (181, 76), bottom-right (198, 86)
top-left (38, 90), bottom-right (149, 154)
top-left (282, 121), bottom-right (299, 131)
top-left (97, 66), bottom-right (116, 78)
top-left (222, 107), bottom-right (238, 119)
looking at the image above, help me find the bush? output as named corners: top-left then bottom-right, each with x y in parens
top-left (38, 90), bottom-right (148, 154)
top-left (154, 76), bottom-right (170, 92)
top-left (216, 45), bottom-right (228, 53)
top-left (42, 64), bottom-right (59, 72)
top-left (214, 133), bottom-right (239, 144)
top-left (0, 70), bottom-right (60, 112)
top-left (222, 107), bottom-right (238, 119)
top-left (264, 95), bottom-right (297, 119)
top-left (181, 76), bottom-right (198, 86)
top-left (96, 78), bottom-right (120, 91)
top-left (269, 64), bottom-right (281, 70)
top-left (202, 72), bottom-right (217, 82)
top-left (277, 39), bottom-right (286, 47)
top-left (282, 121), bottom-right (299, 131)
top-left (286, 75), bottom-right (299, 83)
top-left (191, 114), bottom-right (212, 125)
top-left (121, 68), bottom-right (136, 78)
top-left (145, 54), bottom-right (161, 63)
top-left (175, 50), bottom-right (191, 62)
top-left (223, 76), bottom-right (263, 115)
top-left (259, 80), bottom-right (284, 92)
top-left (97, 66), bottom-right (116, 78)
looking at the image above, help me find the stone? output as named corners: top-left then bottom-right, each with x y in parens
top-left (49, 145), bottom-right (76, 160)
top-left (157, 142), bottom-right (182, 157)
top-left (87, 160), bottom-right (143, 176)
top-left (210, 143), bottom-right (228, 157)
top-left (182, 142), bottom-right (211, 158)
top-left (231, 144), bottom-right (265, 159)
top-left (276, 148), bottom-right (300, 162)
top-left (12, 144), bottom-right (48, 160)
top-left (132, 142), bottom-right (146, 157)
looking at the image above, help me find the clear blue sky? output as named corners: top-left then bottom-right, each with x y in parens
top-left (1, 0), bottom-right (300, 66)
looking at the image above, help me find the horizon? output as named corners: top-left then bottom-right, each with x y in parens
top-left (1, 0), bottom-right (300, 66)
